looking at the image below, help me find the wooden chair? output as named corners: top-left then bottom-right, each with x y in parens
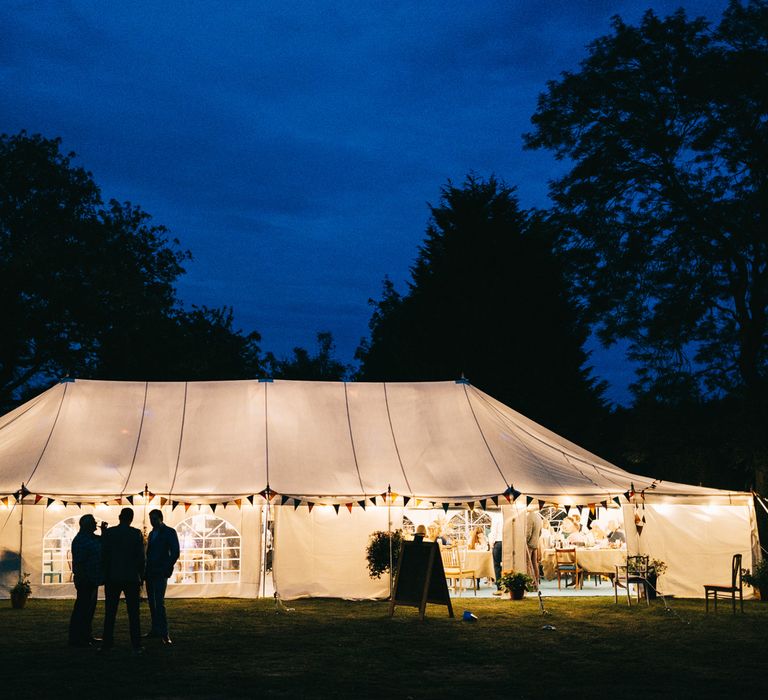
top-left (704, 553), bottom-right (743, 613)
top-left (440, 546), bottom-right (477, 596)
top-left (554, 548), bottom-right (582, 589)
top-left (614, 555), bottom-right (650, 606)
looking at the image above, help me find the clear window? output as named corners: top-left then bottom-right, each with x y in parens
top-left (42, 516), bottom-right (79, 584)
top-left (174, 515), bottom-right (241, 584)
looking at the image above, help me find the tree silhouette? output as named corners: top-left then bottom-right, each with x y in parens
top-left (265, 331), bottom-right (348, 380)
top-left (524, 1), bottom-right (768, 402)
top-left (356, 175), bottom-right (606, 444)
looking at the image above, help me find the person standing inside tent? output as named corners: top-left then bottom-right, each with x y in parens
top-left (526, 505), bottom-right (544, 586)
top-left (101, 507), bottom-right (145, 654)
top-left (144, 508), bottom-right (180, 645)
top-left (490, 512), bottom-right (504, 596)
top-left (68, 513), bottom-right (106, 647)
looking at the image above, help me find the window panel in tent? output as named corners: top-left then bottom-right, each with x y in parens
top-left (174, 515), bottom-right (241, 585)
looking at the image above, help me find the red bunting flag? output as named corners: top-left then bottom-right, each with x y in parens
top-left (184, 503), bottom-right (191, 512)
top-left (34, 494), bottom-right (43, 505)
top-left (307, 502), bottom-right (314, 513)
top-left (345, 503), bottom-right (354, 513)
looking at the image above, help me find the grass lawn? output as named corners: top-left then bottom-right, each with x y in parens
top-left (1, 596), bottom-right (765, 698)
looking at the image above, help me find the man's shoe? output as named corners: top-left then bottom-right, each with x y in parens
top-left (161, 635), bottom-right (173, 645)
top-left (89, 636), bottom-right (102, 644)
top-left (142, 632), bottom-right (160, 639)
top-left (492, 590), bottom-right (503, 596)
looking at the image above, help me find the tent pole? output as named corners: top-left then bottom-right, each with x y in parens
top-left (387, 484), bottom-right (392, 599)
top-left (18, 483), bottom-right (25, 578)
top-left (261, 486), bottom-right (271, 599)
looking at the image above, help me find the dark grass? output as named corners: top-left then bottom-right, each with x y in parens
top-left (1, 596), bottom-right (766, 698)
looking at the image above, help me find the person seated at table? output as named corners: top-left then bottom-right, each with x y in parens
top-left (560, 515), bottom-right (578, 538)
top-left (468, 526), bottom-right (488, 550)
top-left (606, 519), bottom-right (626, 543)
top-left (587, 523), bottom-right (608, 548)
top-left (566, 528), bottom-right (588, 546)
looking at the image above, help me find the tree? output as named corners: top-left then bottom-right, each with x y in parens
top-left (0, 132), bottom-right (264, 408)
top-left (265, 331), bottom-right (348, 380)
top-left (356, 175), bottom-right (606, 444)
top-left (524, 1), bottom-right (768, 402)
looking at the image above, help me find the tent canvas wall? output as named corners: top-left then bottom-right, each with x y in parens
top-left (0, 378), bottom-right (759, 599)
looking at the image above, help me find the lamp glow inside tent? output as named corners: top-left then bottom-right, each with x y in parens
top-left (0, 379), bottom-right (760, 599)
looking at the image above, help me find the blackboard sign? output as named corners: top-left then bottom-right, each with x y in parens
top-left (388, 540), bottom-right (453, 620)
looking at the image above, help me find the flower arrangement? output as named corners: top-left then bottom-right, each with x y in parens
top-left (742, 558), bottom-right (768, 594)
top-left (497, 571), bottom-right (535, 594)
top-left (11, 572), bottom-right (31, 597)
top-left (649, 559), bottom-right (667, 576)
top-left (365, 530), bottom-right (403, 579)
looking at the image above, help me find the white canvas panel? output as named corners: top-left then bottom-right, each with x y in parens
top-left (638, 504), bottom-right (754, 598)
top-left (121, 382), bottom-right (187, 496)
top-left (345, 382), bottom-right (410, 495)
top-left (273, 505), bottom-right (398, 599)
top-left (0, 384), bottom-right (66, 491)
top-left (27, 380), bottom-right (147, 497)
top-left (385, 382), bottom-right (505, 498)
top-left (0, 503), bottom-right (22, 593)
top-left (167, 381), bottom-right (267, 498)
top-left (267, 381), bottom-right (362, 497)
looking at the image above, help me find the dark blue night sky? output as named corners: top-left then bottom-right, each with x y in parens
top-left (1, 1), bottom-right (729, 403)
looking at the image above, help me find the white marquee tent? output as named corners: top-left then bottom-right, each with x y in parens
top-left (0, 379), bottom-right (760, 599)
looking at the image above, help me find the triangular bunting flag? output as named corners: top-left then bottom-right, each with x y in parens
top-left (479, 499), bottom-right (487, 511)
top-left (34, 494), bottom-right (43, 505)
top-left (126, 495), bottom-right (134, 505)
top-left (62, 500), bottom-right (68, 507)
top-left (442, 502), bottom-right (449, 513)
top-left (523, 495), bottom-right (531, 506)
top-left (641, 515), bottom-right (646, 524)
top-left (0, 496), bottom-right (7, 507)
top-left (346, 503), bottom-right (353, 513)
top-left (414, 498), bottom-right (422, 507)
top-left (333, 504), bottom-right (340, 514)
top-left (234, 498), bottom-right (242, 509)
top-left (613, 496), bottom-right (621, 506)
top-left (46, 498), bottom-right (54, 508)
top-left (512, 487), bottom-right (522, 501)
top-left (171, 500), bottom-right (179, 510)
top-left (20, 484), bottom-right (31, 497)
top-left (538, 499), bottom-right (546, 510)
top-left (402, 496), bottom-right (410, 507)
top-left (159, 497), bottom-right (168, 507)
top-left (623, 491), bottom-right (631, 501)
top-left (209, 503), bottom-right (217, 513)
top-left (293, 499), bottom-right (301, 510)
top-left (247, 495), bottom-right (255, 505)
top-left (491, 495), bottom-right (499, 507)
top-left (280, 495), bottom-right (290, 506)
top-left (636, 524), bottom-right (644, 536)
top-left (357, 500), bottom-right (366, 510)
top-left (307, 502), bottom-right (315, 513)
top-left (184, 502), bottom-right (191, 512)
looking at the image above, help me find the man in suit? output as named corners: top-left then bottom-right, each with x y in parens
top-left (144, 508), bottom-right (180, 645)
top-left (101, 507), bottom-right (145, 653)
top-left (68, 513), bottom-right (105, 647)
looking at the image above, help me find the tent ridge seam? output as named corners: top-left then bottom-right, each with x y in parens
top-left (343, 382), bottom-right (365, 495)
top-left (382, 382), bottom-right (412, 495)
top-left (120, 381), bottom-right (149, 496)
top-left (25, 381), bottom-right (69, 487)
top-left (462, 383), bottom-right (508, 489)
top-left (168, 381), bottom-right (188, 499)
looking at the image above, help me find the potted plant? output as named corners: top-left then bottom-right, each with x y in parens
top-left (647, 559), bottom-right (667, 600)
top-left (365, 530), bottom-right (403, 580)
top-left (10, 572), bottom-right (31, 609)
top-left (497, 571), bottom-right (535, 600)
top-left (742, 558), bottom-right (768, 601)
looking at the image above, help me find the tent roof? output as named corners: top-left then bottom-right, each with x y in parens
top-left (0, 379), bottom-right (751, 505)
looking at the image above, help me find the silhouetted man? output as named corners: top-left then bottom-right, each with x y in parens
top-left (101, 507), bottom-right (145, 653)
top-left (68, 513), bottom-right (105, 646)
top-left (144, 508), bottom-right (180, 645)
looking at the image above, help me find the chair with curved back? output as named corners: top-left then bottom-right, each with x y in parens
top-left (614, 554), bottom-right (651, 606)
top-left (554, 548), bottom-right (582, 589)
top-left (704, 553), bottom-right (743, 613)
top-left (440, 545), bottom-right (477, 596)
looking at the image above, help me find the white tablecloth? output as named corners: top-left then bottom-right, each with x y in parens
top-left (462, 550), bottom-right (494, 579)
top-left (541, 548), bottom-right (626, 580)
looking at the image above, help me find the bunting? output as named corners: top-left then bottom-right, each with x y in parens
top-left (34, 494), bottom-right (43, 505)
top-left (479, 499), bottom-right (487, 511)
top-left (333, 504), bottom-right (340, 514)
top-left (357, 499), bottom-right (366, 510)
top-left (345, 503), bottom-right (354, 513)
